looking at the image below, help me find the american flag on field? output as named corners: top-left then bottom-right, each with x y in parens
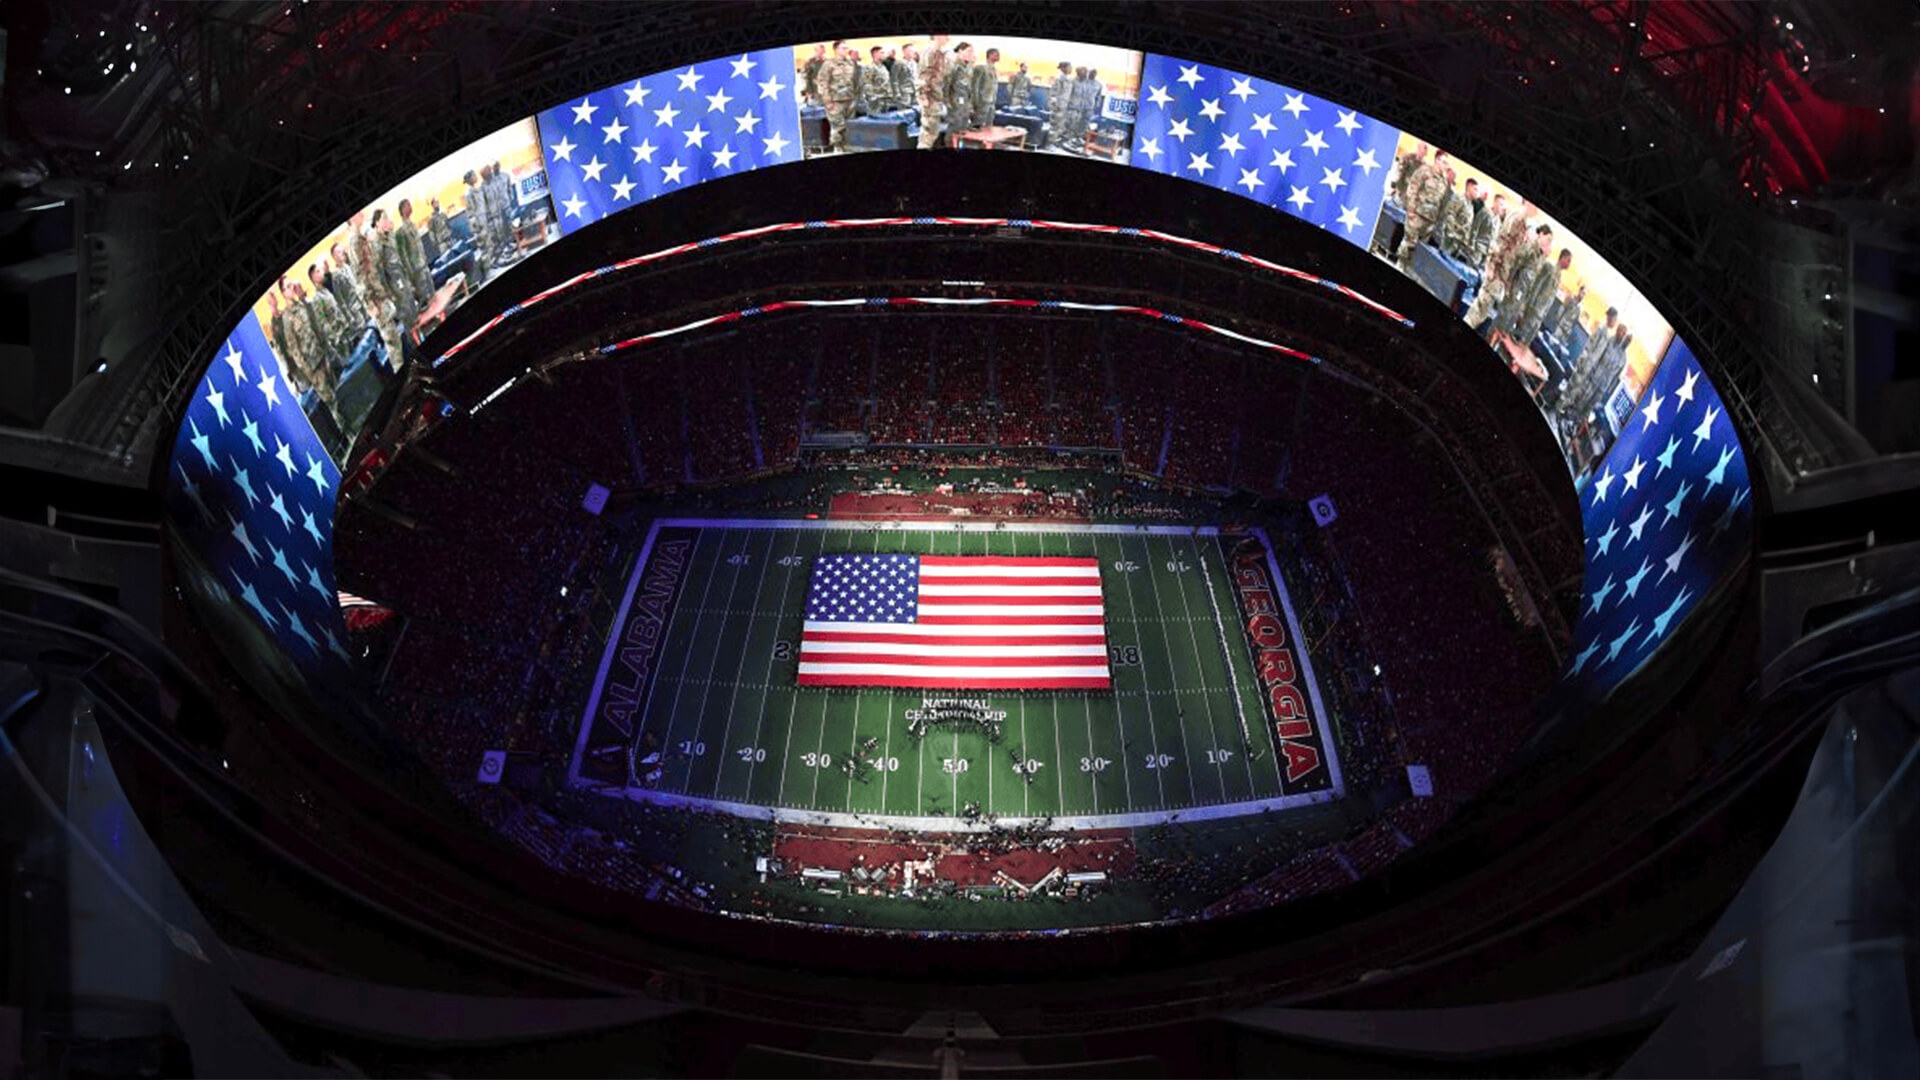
top-left (1129, 54), bottom-right (1403, 248)
top-left (1566, 337), bottom-right (1752, 694)
top-left (535, 49), bottom-right (802, 238)
top-left (165, 311), bottom-right (351, 674)
top-left (797, 554), bottom-right (1112, 690)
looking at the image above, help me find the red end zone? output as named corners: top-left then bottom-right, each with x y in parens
top-left (1228, 535), bottom-right (1337, 792)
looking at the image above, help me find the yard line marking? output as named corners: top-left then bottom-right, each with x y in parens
top-left (1198, 534), bottom-right (1262, 796)
top-left (1163, 531), bottom-right (1228, 801)
top-left (1038, 531), bottom-right (1071, 816)
top-left (1115, 533), bottom-right (1168, 808)
top-left (1141, 532), bottom-right (1204, 807)
top-left (774, 531), bottom-right (829, 808)
top-left (876, 595), bottom-right (899, 812)
top-left (845, 527), bottom-right (884, 813)
top-left (1087, 532), bottom-right (1124, 812)
top-left (732, 528), bottom-right (801, 798)
top-left (703, 529), bottom-right (776, 796)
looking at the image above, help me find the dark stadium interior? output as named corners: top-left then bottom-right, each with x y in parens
top-left (3, 1), bottom-right (1920, 1077)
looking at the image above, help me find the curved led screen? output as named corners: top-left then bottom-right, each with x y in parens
top-left (164, 33), bottom-right (1753, 933)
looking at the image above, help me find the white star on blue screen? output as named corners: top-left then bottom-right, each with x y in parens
top-left (1131, 53), bottom-right (1403, 250)
top-left (806, 554), bottom-right (919, 623)
top-left (536, 48), bottom-right (802, 237)
top-left (1561, 337), bottom-right (1752, 697)
top-left (166, 309), bottom-right (348, 672)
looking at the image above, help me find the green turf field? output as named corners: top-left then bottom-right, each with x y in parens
top-left (573, 520), bottom-right (1337, 824)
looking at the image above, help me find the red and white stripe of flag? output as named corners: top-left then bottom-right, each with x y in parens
top-left (797, 556), bottom-right (1112, 691)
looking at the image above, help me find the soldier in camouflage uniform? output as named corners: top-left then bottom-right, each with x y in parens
top-left (1071, 67), bottom-right (1102, 150)
top-left (1466, 200), bottom-right (1536, 333)
top-left (1464, 189), bottom-right (1503, 269)
top-left (324, 244), bottom-right (366, 328)
top-left (925, 34), bottom-right (949, 74)
top-left (308, 262), bottom-right (360, 357)
top-left (462, 170), bottom-right (492, 275)
top-left (348, 212), bottom-right (398, 351)
top-left (476, 165), bottom-right (497, 251)
top-left (1550, 284), bottom-right (1588, 345)
top-left (1008, 63), bottom-right (1032, 108)
top-left (1437, 171), bottom-right (1475, 259)
top-left (819, 41), bottom-right (858, 153)
top-left (1063, 66), bottom-right (1091, 150)
top-left (487, 161), bottom-right (515, 261)
top-left (396, 199), bottom-right (437, 308)
top-left (801, 43), bottom-right (827, 104)
top-left (1396, 150), bottom-right (1451, 269)
top-left (1428, 169), bottom-right (1460, 254)
top-left (970, 47), bottom-right (1000, 131)
top-left (373, 210), bottom-right (420, 347)
top-left (290, 281), bottom-right (346, 428)
top-left (916, 44), bottom-right (950, 149)
top-left (859, 46), bottom-right (891, 115)
top-left (1377, 142), bottom-right (1427, 257)
top-left (299, 272), bottom-right (354, 365)
top-left (266, 288), bottom-right (295, 371)
top-left (274, 279), bottom-right (326, 400)
top-left (1048, 61), bottom-right (1076, 152)
top-left (944, 43), bottom-right (975, 139)
top-left (890, 44), bottom-right (919, 113)
top-left (1498, 238), bottom-right (1570, 349)
top-left (427, 198), bottom-right (453, 260)
top-left (1564, 321), bottom-right (1630, 426)
top-left (1489, 227), bottom-right (1550, 342)
top-left (1391, 142), bottom-right (1427, 206)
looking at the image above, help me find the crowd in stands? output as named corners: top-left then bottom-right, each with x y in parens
top-left (810, 339), bottom-right (870, 434)
top-left (868, 338), bottom-right (932, 444)
top-left (412, 314), bottom-right (1574, 598)
top-left (1048, 341), bottom-right (1112, 447)
top-left (1200, 796), bottom-right (1463, 918)
top-left (750, 351), bottom-right (810, 466)
top-left (675, 342), bottom-right (756, 479)
top-left (1307, 396), bottom-right (1553, 798)
top-left (993, 322), bottom-right (1052, 445)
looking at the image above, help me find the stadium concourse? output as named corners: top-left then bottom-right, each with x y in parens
top-left (332, 271), bottom-right (1563, 929)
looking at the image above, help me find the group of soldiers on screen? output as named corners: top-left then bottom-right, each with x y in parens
top-left (262, 162), bottom-right (519, 431)
top-left (1389, 142), bottom-right (1637, 461)
top-left (460, 161), bottom-right (525, 275)
top-left (803, 36), bottom-right (1108, 154)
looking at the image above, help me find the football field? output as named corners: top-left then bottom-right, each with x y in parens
top-left (572, 519), bottom-right (1342, 826)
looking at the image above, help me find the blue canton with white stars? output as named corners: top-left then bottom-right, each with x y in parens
top-left (535, 49), bottom-right (802, 237)
top-left (166, 310), bottom-right (350, 674)
top-left (1566, 337), bottom-right (1752, 693)
top-left (1128, 54), bottom-right (1404, 248)
top-left (806, 554), bottom-right (920, 624)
